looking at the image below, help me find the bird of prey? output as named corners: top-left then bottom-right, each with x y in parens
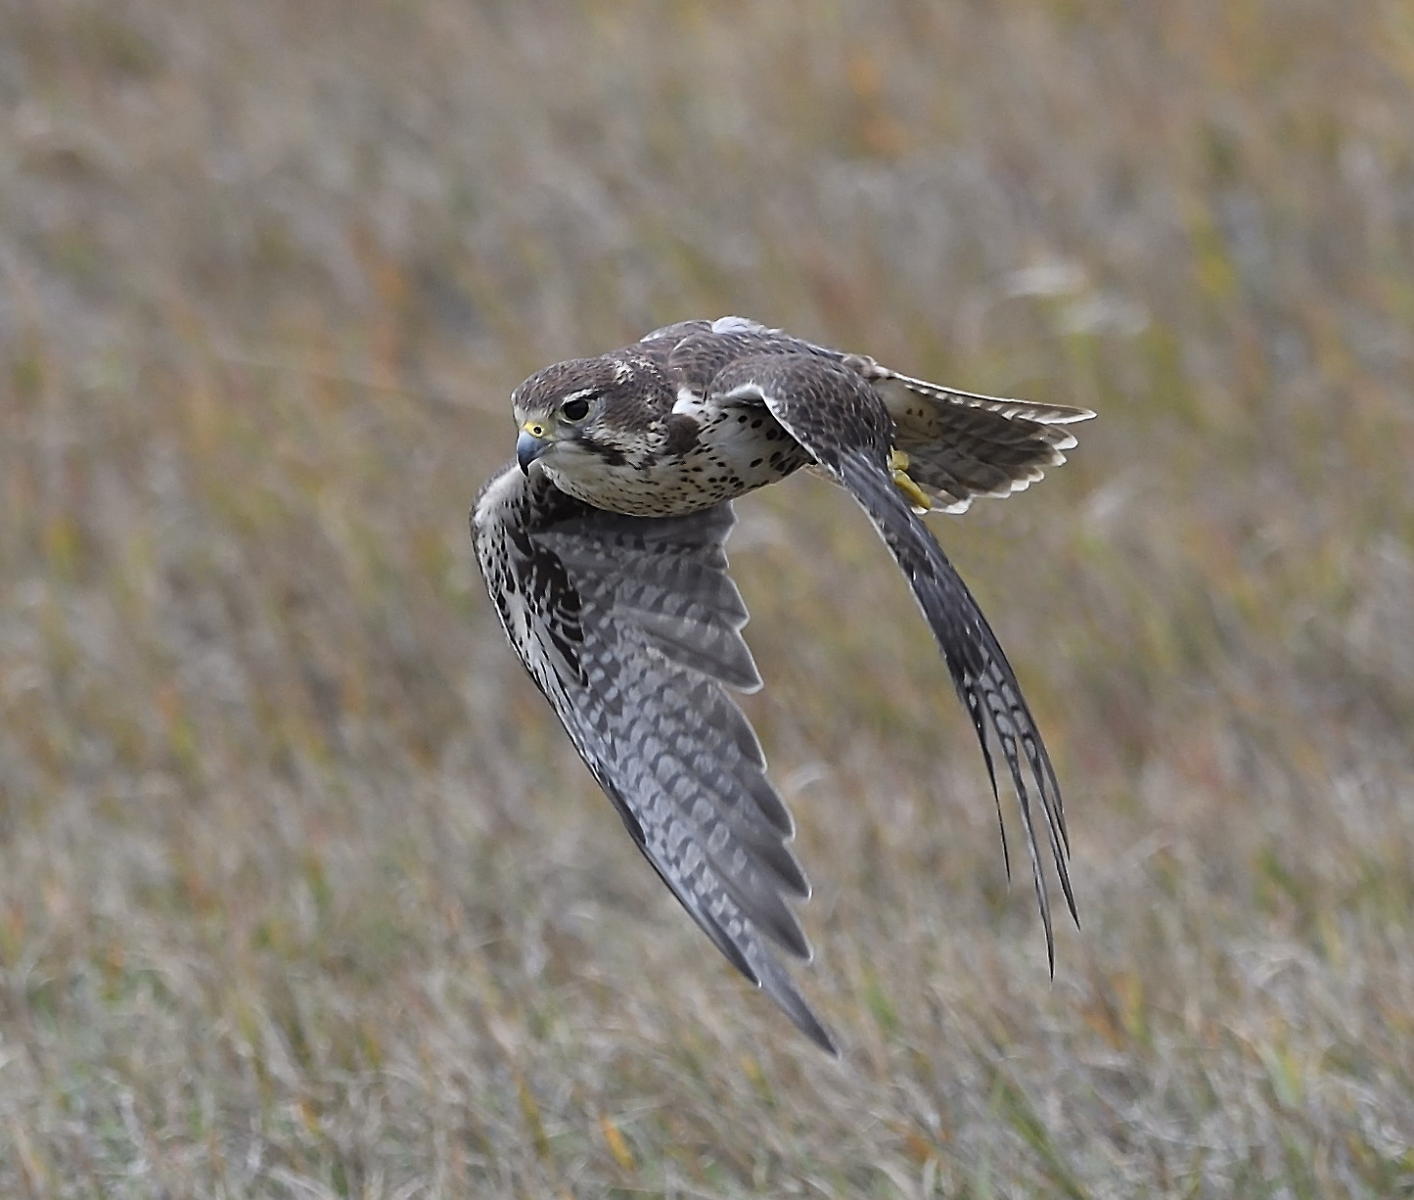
top-left (472, 316), bottom-right (1092, 1053)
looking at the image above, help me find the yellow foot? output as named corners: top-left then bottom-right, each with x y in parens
top-left (889, 449), bottom-right (932, 513)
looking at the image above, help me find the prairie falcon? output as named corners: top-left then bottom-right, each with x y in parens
top-left (472, 317), bottom-right (1092, 1053)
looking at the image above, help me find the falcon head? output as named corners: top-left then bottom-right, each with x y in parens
top-left (511, 354), bottom-right (671, 476)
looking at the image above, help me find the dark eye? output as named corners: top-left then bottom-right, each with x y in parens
top-left (560, 396), bottom-right (591, 421)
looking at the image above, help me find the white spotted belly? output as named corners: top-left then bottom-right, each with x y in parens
top-left (540, 403), bottom-right (810, 517)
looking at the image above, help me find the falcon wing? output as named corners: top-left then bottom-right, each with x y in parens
top-left (709, 355), bottom-right (1078, 968)
top-left (472, 465), bottom-right (837, 1053)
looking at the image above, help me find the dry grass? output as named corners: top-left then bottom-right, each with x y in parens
top-left (3, 0), bottom-right (1413, 1195)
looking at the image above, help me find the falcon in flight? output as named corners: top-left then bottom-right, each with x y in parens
top-left (472, 317), bottom-right (1092, 1053)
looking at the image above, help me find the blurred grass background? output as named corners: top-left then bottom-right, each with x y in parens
top-left (2, 0), bottom-right (1413, 1196)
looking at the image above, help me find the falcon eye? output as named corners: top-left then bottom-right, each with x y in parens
top-left (560, 396), bottom-right (592, 422)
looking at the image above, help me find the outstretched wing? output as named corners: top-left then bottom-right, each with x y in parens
top-left (472, 465), bottom-right (837, 1053)
top-left (708, 355), bottom-right (1078, 967)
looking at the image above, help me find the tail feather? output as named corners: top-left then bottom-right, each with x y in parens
top-left (886, 373), bottom-right (1094, 425)
top-left (870, 372), bottom-right (1094, 514)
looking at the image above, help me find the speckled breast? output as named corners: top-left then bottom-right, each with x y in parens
top-left (541, 403), bottom-right (811, 518)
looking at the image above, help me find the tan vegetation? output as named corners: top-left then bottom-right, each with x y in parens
top-left (2, 1), bottom-right (1412, 1195)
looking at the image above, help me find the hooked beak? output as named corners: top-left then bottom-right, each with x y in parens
top-left (516, 424), bottom-right (552, 475)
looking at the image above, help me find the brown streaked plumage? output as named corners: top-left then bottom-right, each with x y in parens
top-left (473, 316), bottom-right (1094, 1054)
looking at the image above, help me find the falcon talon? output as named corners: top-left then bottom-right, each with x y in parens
top-left (473, 315), bottom-right (1095, 1054)
top-left (891, 466), bottom-right (933, 513)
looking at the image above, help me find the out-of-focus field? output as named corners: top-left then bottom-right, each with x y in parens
top-left (2, 1), bottom-right (1412, 1196)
